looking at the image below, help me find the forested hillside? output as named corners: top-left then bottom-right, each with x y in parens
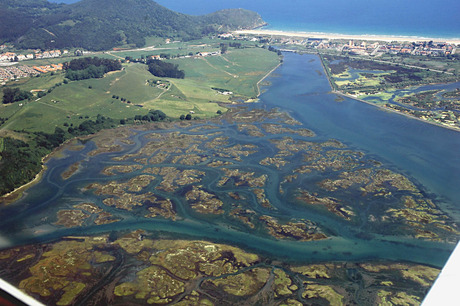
top-left (0, 0), bottom-right (266, 50)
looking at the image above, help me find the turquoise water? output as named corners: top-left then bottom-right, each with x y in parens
top-left (153, 0), bottom-right (460, 39)
top-left (0, 53), bottom-right (458, 268)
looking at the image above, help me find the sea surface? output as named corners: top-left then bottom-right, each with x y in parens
top-left (0, 53), bottom-right (458, 268)
top-left (49, 0), bottom-right (460, 38)
top-left (153, 0), bottom-right (460, 39)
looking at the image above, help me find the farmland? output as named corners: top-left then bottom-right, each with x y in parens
top-left (1, 47), bottom-right (279, 133)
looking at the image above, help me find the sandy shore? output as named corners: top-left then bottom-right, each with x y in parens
top-left (234, 30), bottom-right (460, 44)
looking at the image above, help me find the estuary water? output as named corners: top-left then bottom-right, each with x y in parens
top-left (263, 53), bottom-right (460, 212)
top-left (0, 53), bottom-right (459, 268)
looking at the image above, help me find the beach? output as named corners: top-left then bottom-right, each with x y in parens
top-left (234, 29), bottom-right (460, 44)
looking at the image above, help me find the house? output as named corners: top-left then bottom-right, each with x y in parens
top-left (0, 52), bottom-right (16, 61)
top-left (219, 33), bottom-right (233, 39)
top-left (400, 48), bottom-right (412, 54)
top-left (33, 66), bottom-right (48, 73)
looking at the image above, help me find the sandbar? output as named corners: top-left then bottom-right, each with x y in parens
top-left (234, 30), bottom-right (460, 44)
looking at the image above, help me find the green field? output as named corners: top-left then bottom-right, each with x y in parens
top-left (334, 71), bottom-right (393, 88)
top-left (0, 46), bottom-right (280, 133)
top-left (175, 48), bottom-right (279, 98)
top-left (2, 73), bottom-right (65, 94)
top-left (380, 54), bottom-right (460, 75)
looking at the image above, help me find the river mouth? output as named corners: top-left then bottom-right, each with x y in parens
top-left (0, 52), bottom-right (459, 305)
top-left (0, 55), bottom-right (458, 268)
top-left (1, 54), bottom-right (459, 262)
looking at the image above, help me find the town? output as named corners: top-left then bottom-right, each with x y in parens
top-left (0, 47), bottom-right (67, 62)
top-left (227, 34), bottom-right (458, 57)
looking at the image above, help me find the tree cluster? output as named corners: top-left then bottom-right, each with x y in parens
top-left (0, 137), bottom-right (43, 195)
top-left (179, 114), bottom-right (192, 120)
top-left (64, 57), bottom-right (122, 81)
top-left (147, 59), bottom-right (184, 79)
top-left (66, 114), bottom-right (118, 135)
top-left (65, 65), bottom-right (107, 81)
top-left (229, 42), bottom-right (242, 48)
top-left (0, 125), bottom-right (68, 195)
top-left (2, 87), bottom-right (32, 104)
top-left (267, 46), bottom-right (282, 56)
top-left (134, 110), bottom-right (167, 122)
top-left (220, 43), bottom-right (228, 54)
top-left (65, 57), bottom-right (122, 71)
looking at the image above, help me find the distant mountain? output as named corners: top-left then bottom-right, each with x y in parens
top-left (48, 0), bottom-right (79, 3)
top-left (0, 0), bottom-right (266, 51)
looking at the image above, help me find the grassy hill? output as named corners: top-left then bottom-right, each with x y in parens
top-left (0, 0), bottom-right (266, 50)
top-left (2, 47), bottom-right (279, 133)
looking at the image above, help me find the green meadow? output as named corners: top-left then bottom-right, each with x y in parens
top-left (333, 71), bottom-right (393, 88)
top-left (0, 46), bottom-right (280, 134)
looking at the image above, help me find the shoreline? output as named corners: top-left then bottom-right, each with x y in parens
top-left (234, 29), bottom-right (460, 44)
top-left (0, 162), bottom-right (47, 205)
top-left (0, 137), bottom-right (80, 205)
top-left (334, 91), bottom-right (460, 133)
top-left (256, 62), bottom-right (282, 97)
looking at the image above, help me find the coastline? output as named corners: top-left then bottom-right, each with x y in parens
top-left (317, 54), bottom-right (460, 132)
top-left (0, 163), bottom-right (47, 205)
top-left (234, 29), bottom-right (460, 44)
top-left (0, 137), bottom-right (80, 205)
top-left (256, 62), bottom-right (282, 97)
top-left (335, 91), bottom-right (460, 133)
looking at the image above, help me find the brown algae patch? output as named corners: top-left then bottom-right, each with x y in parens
top-left (60, 162), bottom-right (81, 180)
top-left (54, 210), bottom-right (90, 228)
top-left (0, 234), bottom-right (444, 305)
top-left (297, 191), bottom-right (354, 220)
top-left (302, 282), bottom-right (344, 306)
top-left (101, 164), bottom-right (143, 176)
top-left (205, 267), bottom-right (270, 296)
top-left (262, 123), bottom-right (315, 137)
top-left (55, 203), bottom-right (120, 228)
top-left (186, 186), bottom-right (224, 215)
top-left (17, 237), bottom-right (115, 306)
top-left (259, 215), bottom-right (327, 241)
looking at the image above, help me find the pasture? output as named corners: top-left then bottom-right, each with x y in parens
top-left (1, 46), bottom-right (280, 134)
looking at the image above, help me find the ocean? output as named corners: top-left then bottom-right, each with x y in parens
top-left (153, 0), bottom-right (460, 39)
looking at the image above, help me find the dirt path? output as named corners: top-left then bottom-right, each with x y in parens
top-left (200, 57), bottom-right (238, 78)
top-left (256, 62), bottom-right (282, 97)
top-left (221, 54), bottom-right (241, 66)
